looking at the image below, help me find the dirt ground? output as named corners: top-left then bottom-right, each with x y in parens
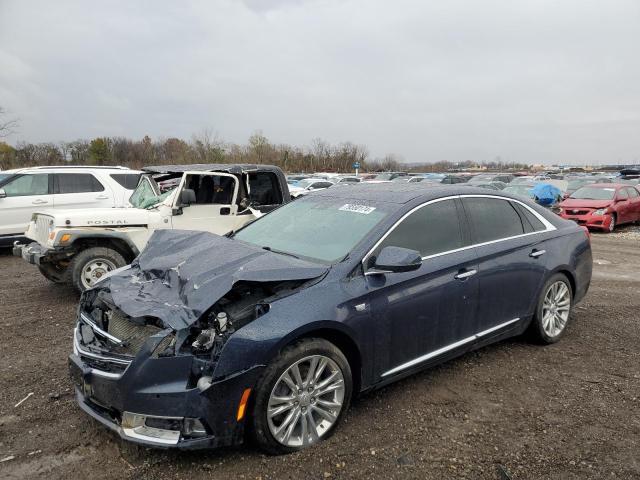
top-left (1, 229), bottom-right (639, 480)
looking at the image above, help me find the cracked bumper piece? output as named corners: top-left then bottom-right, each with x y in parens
top-left (69, 353), bottom-right (265, 450)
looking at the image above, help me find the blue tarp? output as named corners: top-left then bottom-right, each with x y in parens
top-left (531, 183), bottom-right (562, 206)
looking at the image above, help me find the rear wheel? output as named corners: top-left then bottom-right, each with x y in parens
top-left (69, 247), bottom-right (126, 292)
top-left (250, 338), bottom-right (352, 454)
top-left (528, 273), bottom-right (573, 344)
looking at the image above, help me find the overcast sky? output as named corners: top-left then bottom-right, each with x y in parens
top-left (1, 0), bottom-right (639, 165)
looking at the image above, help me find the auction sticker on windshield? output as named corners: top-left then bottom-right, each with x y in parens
top-left (339, 204), bottom-right (376, 214)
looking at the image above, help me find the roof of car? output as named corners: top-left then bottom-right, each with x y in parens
top-left (4, 166), bottom-right (135, 174)
top-left (142, 164), bottom-right (281, 175)
top-left (312, 182), bottom-right (522, 204)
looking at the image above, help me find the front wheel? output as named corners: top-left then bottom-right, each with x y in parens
top-left (250, 338), bottom-right (352, 454)
top-left (607, 214), bottom-right (616, 233)
top-left (69, 246), bottom-right (126, 292)
top-left (527, 273), bottom-right (573, 344)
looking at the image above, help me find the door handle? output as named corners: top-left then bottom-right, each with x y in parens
top-left (454, 269), bottom-right (477, 280)
top-left (32, 199), bottom-right (48, 205)
top-left (96, 195), bottom-right (110, 200)
top-left (529, 249), bottom-right (546, 258)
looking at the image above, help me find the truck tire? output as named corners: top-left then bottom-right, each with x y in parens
top-left (38, 263), bottom-right (68, 284)
top-left (69, 247), bottom-right (126, 293)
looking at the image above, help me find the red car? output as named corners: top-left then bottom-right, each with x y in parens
top-left (558, 183), bottom-right (640, 232)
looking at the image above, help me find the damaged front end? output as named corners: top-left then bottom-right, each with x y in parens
top-left (70, 276), bottom-right (316, 449)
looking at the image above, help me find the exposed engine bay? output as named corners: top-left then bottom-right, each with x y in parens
top-left (77, 280), bottom-right (310, 383)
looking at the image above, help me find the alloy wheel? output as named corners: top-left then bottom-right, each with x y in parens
top-left (267, 355), bottom-right (345, 448)
top-left (608, 215), bottom-right (616, 232)
top-left (81, 258), bottom-right (117, 289)
top-left (541, 281), bottom-right (571, 337)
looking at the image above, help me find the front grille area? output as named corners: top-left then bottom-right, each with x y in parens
top-left (108, 309), bottom-right (162, 356)
top-left (34, 214), bottom-right (54, 245)
top-left (567, 209), bottom-right (591, 215)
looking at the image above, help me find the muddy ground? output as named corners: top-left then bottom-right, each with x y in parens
top-left (1, 229), bottom-right (639, 479)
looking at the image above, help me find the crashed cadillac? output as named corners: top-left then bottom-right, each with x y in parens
top-left (70, 183), bottom-right (592, 453)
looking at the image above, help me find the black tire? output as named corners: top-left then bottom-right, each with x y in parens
top-left (37, 263), bottom-right (68, 284)
top-left (69, 246), bottom-right (126, 293)
top-left (527, 273), bottom-right (573, 344)
top-left (249, 338), bottom-right (352, 455)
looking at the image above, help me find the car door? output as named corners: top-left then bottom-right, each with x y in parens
top-left (0, 173), bottom-right (52, 236)
top-left (613, 188), bottom-right (630, 223)
top-left (362, 198), bottom-right (480, 379)
top-left (170, 172), bottom-right (243, 234)
top-left (626, 187), bottom-right (640, 221)
top-left (460, 196), bottom-right (551, 334)
top-left (53, 173), bottom-right (114, 209)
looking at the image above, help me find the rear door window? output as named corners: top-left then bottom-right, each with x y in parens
top-left (514, 203), bottom-right (546, 233)
top-left (2, 174), bottom-right (50, 196)
top-left (54, 173), bottom-right (105, 193)
top-left (462, 197), bottom-right (525, 244)
top-left (374, 199), bottom-right (464, 259)
top-left (110, 173), bottom-right (141, 190)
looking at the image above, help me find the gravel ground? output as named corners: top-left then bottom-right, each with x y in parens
top-left (1, 229), bottom-right (639, 480)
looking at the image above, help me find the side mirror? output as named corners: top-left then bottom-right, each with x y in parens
top-left (0, 189), bottom-right (6, 199)
top-left (368, 246), bottom-right (422, 275)
top-left (239, 197), bottom-right (251, 209)
top-left (179, 188), bottom-right (196, 207)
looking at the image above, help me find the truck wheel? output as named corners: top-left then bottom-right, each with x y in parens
top-left (70, 247), bottom-right (126, 292)
top-left (38, 263), bottom-right (68, 284)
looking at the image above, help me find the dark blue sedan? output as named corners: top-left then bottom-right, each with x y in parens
top-left (70, 183), bottom-right (592, 453)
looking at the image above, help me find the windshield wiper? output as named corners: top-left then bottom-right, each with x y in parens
top-left (262, 246), bottom-right (300, 259)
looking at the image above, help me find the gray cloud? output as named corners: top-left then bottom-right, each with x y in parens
top-left (1, 0), bottom-right (639, 164)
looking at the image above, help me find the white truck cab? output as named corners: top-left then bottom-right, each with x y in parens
top-left (14, 164), bottom-right (290, 292)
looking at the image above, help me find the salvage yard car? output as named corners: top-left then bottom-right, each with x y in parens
top-left (558, 183), bottom-right (640, 232)
top-left (0, 166), bottom-right (142, 248)
top-left (69, 183), bottom-right (592, 453)
top-left (14, 164), bottom-right (289, 291)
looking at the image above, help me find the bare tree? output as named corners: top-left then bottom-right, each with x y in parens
top-left (0, 107), bottom-right (19, 138)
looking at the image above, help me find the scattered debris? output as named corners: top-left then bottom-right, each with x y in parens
top-left (0, 455), bottom-right (16, 463)
top-left (14, 392), bottom-right (34, 408)
top-left (497, 464), bottom-right (513, 480)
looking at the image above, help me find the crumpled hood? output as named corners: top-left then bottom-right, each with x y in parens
top-left (46, 207), bottom-right (150, 227)
top-left (560, 198), bottom-right (613, 209)
top-left (98, 229), bottom-right (329, 330)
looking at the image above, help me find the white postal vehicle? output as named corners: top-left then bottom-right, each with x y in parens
top-left (13, 164), bottom-right (290, 292)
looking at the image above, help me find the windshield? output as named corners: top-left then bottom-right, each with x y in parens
top-left (129, 176), bottom-right (170, 209)
top-left (374, 173), bottom-right (395, 181)
top-left (570, 186), bottom-right (615, 200)
top-left (469, 175), bottom-right (493, 183)
top-left (504, 185), bottom-right (534, 198)
top-left (233, 197), bottom-right (390, 264)
top-left (567, 179), bottom-right (592, 190)
top-left (0, 173), bottom-right (12, 182)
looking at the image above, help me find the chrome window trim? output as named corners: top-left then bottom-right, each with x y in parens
top-left (382, 317), bottom-right (521, 377)
top-left (361, 194), bottom-right (556, 270)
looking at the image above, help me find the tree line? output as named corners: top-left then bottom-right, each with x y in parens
top-left (0, 132), bottom-right (407, 173)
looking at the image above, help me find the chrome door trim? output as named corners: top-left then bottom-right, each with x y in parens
top-left (381, 317), bottom-right (521, 377)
